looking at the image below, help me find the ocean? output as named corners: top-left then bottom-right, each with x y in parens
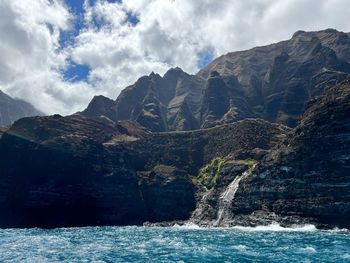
top-left (0, 224), bottom-right (349, 262)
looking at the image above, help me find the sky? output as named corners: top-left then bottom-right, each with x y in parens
top-left (0, 0), bottom-right (350, 115)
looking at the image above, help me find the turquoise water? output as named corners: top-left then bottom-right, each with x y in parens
top-left (0, 224), bottom-right (349, 262)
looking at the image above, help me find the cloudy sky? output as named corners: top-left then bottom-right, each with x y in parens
top-left (0, 0), bottom-right (349, 115)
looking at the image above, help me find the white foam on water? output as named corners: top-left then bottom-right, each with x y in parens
top-left (342, 253), bottom-right (350, 259)
top-left (299, 246), bottom-right (317, 253)
top-left (172, 222), bottom-right (202, 229)
top-left (232, 244), bottom-right (248, 251)
top-left (328, 227), bottom-right (350, 233)
top-left (169, 222), bottom-right (350, 233)
top-left (231, 223), bottom-right (318, 232)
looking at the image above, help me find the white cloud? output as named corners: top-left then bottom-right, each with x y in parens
top-left (0, 0), bottom-right (350, 115)
top-left (0, 0), bottom-right (99, 114)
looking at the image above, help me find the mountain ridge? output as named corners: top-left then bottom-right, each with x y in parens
top-left (0, 90), bottom-right (43, 127)
top-left (81, 28), bottom-right (350, 130)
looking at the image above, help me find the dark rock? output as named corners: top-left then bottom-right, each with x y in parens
top-left (0, 116), bottom-right (286, 228)
top-left (81, 95), bottom-right (117, 120)
top-left (138, 165), bottom-right (196, 222)
top-left (229, 79), bottom-right (350, 228)
top-left (0, 128), bottom-right (6, 138)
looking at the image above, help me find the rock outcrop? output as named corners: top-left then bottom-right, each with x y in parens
top-left (0, 90), bottom-right (42, 127)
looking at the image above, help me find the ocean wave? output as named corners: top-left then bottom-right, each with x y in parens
top-left (172, 222), bottom-right (202, 229)
top-left (170, 222), bottom-right (318, 232)
top-left (153, 222), bottom-right (350, 233)
top-left (299, 246), bottom-right (317, 253)
top-left (231, 223), bottom-right (318, 232)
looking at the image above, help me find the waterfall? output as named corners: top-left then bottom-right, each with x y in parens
top-left (214, 164), bottom-right (256, 226)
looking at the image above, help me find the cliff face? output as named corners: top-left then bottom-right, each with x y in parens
top-left (82, 29), bottom-right (350, 131)
top-left (0, 115), bottom-right (150, 227)
top-left (190, 79), bottom-right (350, 228)
top-left (233, 79), bottom-right (350, 228)
top-left (0, 114), bottom-right (286, 228)
top-left (0, 90), bottom-right (42, 127)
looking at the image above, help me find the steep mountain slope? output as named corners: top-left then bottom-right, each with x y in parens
top-left (198, 29), bottom-right (350, 127)
top-left (82, 29), bottom-right (350, 131)
top-left (0, 90), bottom-right (42, 127)
top-left (82, 68), bottom-right (204, 132)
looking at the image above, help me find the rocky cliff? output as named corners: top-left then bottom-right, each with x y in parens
top-left (0, 114), bottom-right (286, 228)
top-left (82, 29), bottom-right (350, 131)
top-left (0, 90), bottom-right (42, 127)
top-left (191, 78), bottom-right (350, 229)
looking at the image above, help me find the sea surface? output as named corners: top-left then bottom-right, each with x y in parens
top-left (0, 224), bottom-right (349, 262)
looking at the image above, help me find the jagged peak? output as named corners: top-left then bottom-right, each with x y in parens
top-left (86, 95), bottom-right (115, 107)
top-left (167, 66), bottom-right (184, 73)
top-left (91, 94), bottom-right (114, 102)
top-left (149, 71), bottom-right (161, 78)
top-left (292, 28), bottom-right (342, 39)
top-left (163, 66), bottom-right (187, 79)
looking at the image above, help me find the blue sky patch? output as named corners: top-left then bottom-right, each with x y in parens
top-left (197, 47), bottom-right (214, 68)
top-left (63, 63), bottom-right (90, 82)
top-left (59, 0), bottom-right (85, 48)
top-left (66, 0), bottom-right (85, 14)
top-left (126, 12), bottom-right (140, 26)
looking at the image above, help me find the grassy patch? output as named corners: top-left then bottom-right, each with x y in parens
top-left (243, 159), bottom-right (258, 177)
top-left (193, 157), bottom-right (225, 188)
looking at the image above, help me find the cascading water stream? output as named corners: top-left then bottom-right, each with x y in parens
top-left (214, 164), bottom-right (256, 226)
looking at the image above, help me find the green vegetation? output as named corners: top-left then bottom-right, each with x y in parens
top-left (244, 159), bottom-right (258, 177)
top-left (192, 158), bottom-right (257, 188)
top-left (193, 157), bottom-right (225, 188)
